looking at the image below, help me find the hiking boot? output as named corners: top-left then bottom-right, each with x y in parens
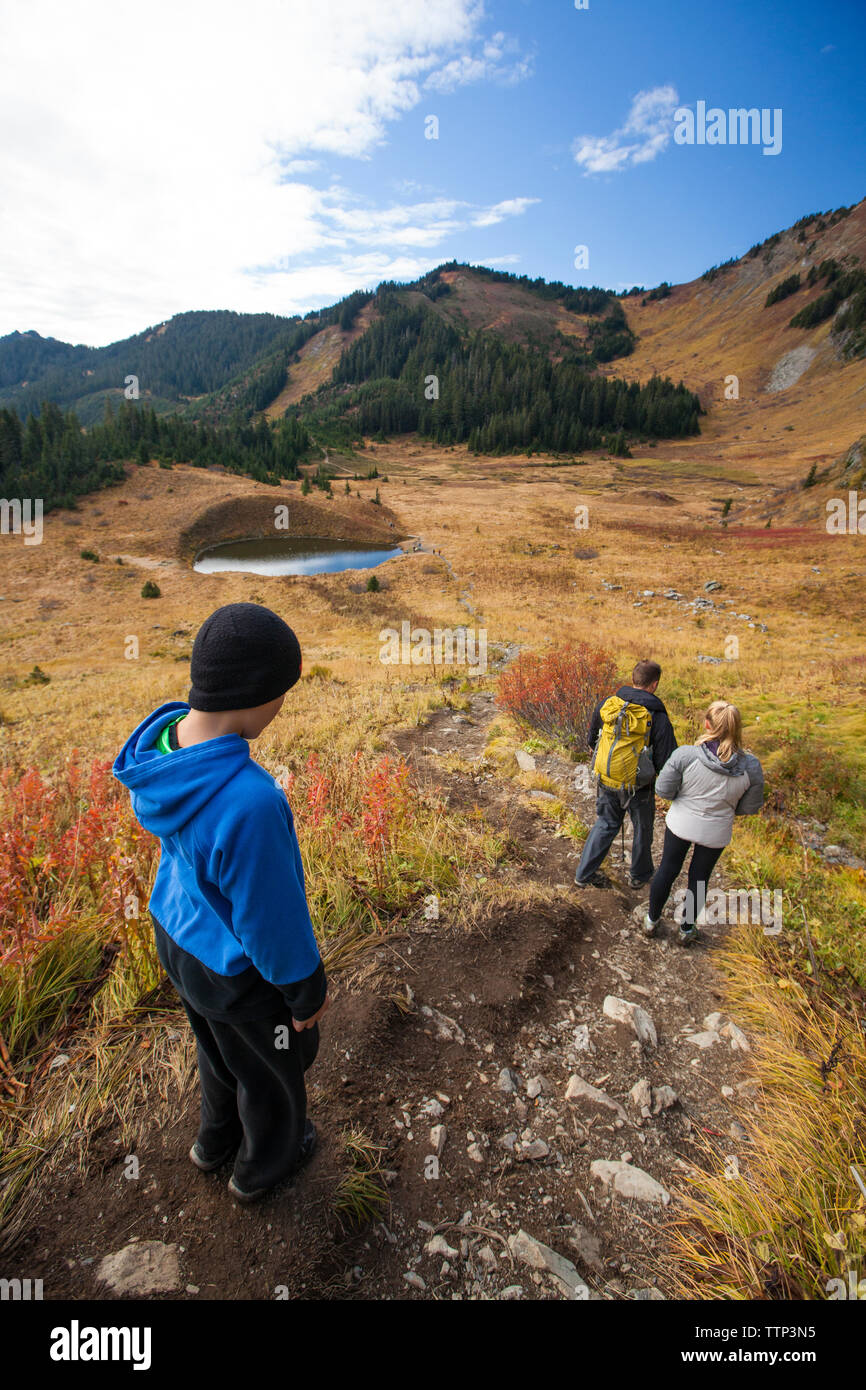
top-left (227, 1120), bottom-right (318, 1205)
top-left (575, 870), bottom-right (608, 888)
top-left (628, 876), bottom-right (652, 890)
top-left (189, 1141), bottom-right (238, 1173)
top-left (678, 924), bottom-right (700, 946)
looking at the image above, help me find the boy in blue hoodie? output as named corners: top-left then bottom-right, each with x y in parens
top-left (114, 603), bottom-right (329, 1204)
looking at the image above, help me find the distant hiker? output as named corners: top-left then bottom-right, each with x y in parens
top-left (574, 660), bottom-right (677, 889)
top-left (642, 699), bottom-right (764, 944)
top-left (114, 603), bottom-right (328, 1204)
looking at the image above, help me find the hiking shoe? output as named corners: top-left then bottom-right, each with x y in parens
top-left (643, 912), bottom-right (660, 938)
top-left (575, 871), bottom-right (608, 888)
top-left (189, 1141), bottom-right (237, 1173)
top-left (629, 876), bottom-right (652, 890)
top-left (678, 924), bottom-right (700, 946)
top-left (227, 1121), bottom-right (318, 1205)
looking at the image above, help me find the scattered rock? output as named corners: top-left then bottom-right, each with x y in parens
top-left (420, 1005), bottom-right (465, 1045)
top-left (602, 995), bottom-right (658, 1047)
top-left (685, 1030), bottom-right (718, 1049)
top-left (573, 1024), bottom-right (594, 1053)
top-left (403, 1271), bottom-right (426, 1291)
top-left (425, 1234), bottom-right (458, 1259)
top-left (721, 1021), bottom-right (750, 1052)
top-left (628, 1078), bottom-right (652, 1116)
top-left (590, 1160), bottom-right (671, 1206)
top-left (566, 1074), bottom-right (628, 1123)
top-left (515, 1139), bottom-right (550, 1162)
top-left (508, 1229), bottom-right (589, 1300)
top-left (525, 1076), bottom-right (548, 1099)
top-left (704, 581), bottom-right (723, 592)
top-left (467, 1142), bottom-right (485, 1164)
top-left (703, 1011), bottom-right (725, 1031)
top-left (568, 1224), bottom-right (604, 1273)
top-left (500, 1285), bottom-right (524, 1300)
top-left (630, 1286), bottom-right (666, 1300)
top-left (515, 750), bottom-right (536, 772)
top-left (430, 1124), bottom-right (447, 1157)
top-left (96, 1241), bottom-right (181, 1295)
top-left (497, 1067), bottom-right (520, 1094)
top-left (651, 1085), bottom-right (678, 1114)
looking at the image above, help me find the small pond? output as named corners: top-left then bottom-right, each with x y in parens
top-left (194, 535), bottom-right (404, 577)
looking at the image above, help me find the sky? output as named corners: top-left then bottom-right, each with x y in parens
top-left (1, 0), bottom-right (864, 346)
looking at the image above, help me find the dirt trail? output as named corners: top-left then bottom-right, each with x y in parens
top-left (8, 691), bottom-right (759, 1302)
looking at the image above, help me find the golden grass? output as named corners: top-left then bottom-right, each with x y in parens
top-left (665, 925), bottom-right (866, 1300)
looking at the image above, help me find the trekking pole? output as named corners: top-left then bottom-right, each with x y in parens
top-left (621, 822), bottom-right (626, 866)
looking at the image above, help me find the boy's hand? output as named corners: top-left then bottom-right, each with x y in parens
top-left (293, 992), bottom-right (330, 1031)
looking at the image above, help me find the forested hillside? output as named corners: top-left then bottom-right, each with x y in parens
top-left (0, 399), bottom-right (311, 511)
top-left (301, 286), bottom-right (699, 454)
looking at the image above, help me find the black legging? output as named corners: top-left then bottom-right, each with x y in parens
top-left (649, 827), bottom-right (724, 925)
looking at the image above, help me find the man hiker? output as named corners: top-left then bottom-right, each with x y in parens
top-left (574, 659), bottom-right (677, 889)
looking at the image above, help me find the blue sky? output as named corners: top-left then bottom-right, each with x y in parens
top-left (1, 0), bottom-right (864, 345)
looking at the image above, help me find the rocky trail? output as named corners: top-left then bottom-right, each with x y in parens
top-left (8, 690), bottom-right (760, 1302)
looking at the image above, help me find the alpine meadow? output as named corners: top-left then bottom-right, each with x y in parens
top-left (1, 0), bottom-right (865, 1354)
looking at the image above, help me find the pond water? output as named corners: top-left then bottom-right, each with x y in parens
top-left (194, 535), bottom-right (404, 577)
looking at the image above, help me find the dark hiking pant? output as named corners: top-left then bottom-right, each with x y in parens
top-left (648, 827), bottom-right (724, 925)
top-left (182, 998), bottom-right (319, 1193)
top-left (575, 782), bottom-right (655, 885)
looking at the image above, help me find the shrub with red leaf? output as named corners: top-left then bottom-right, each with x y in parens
top-left (0, 756), bottom-right (156, 972)
top-left (497, 642), bottom-right (618, 748)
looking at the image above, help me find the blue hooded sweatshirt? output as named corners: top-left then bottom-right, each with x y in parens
top-left (113, 701), bottom-right (325, 1021)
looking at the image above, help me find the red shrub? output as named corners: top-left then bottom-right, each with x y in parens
top-left (497, 642), bottom-right (618, 748)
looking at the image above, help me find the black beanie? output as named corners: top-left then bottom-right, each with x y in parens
top-left (188, 603), bottom-right (302, 712)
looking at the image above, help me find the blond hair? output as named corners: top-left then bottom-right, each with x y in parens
top-left (697, 699), bottom-right (742, 763)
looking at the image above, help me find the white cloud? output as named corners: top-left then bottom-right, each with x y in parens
top-left (572, 86), bottom-right (679, 175)
top-left (0, 0), bottom-right (531, 344)
top-left (471, 197), bottom-right (539, 228)
top-left (424, 29), bottom-right (534, 91)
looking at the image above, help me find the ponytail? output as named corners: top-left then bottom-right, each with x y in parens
top-left (697, 699), bottom-right (742, 763)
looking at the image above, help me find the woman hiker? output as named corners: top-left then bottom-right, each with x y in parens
top-left (642, 699), bottom-right (765, 944)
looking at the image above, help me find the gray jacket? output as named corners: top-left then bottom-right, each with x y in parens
top-left (655, 744), bottom-right (764, 849)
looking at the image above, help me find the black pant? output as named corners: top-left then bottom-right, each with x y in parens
top-left (649, 827), bottom-right (724, 925)
top-left (575, 783), bottom-right (655, 885)
top-left (182, 998), bottom-right (319, 1193)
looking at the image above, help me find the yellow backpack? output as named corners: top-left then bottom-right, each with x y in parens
top-left (593, 696), bottom-right (654, 791)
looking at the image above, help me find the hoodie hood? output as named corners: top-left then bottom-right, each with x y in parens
top-left (113, 701), bottom-right (252, 837)
top-left (697, 742), bottom-right (749, 777)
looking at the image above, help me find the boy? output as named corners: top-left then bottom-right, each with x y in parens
top-left (114, 602), bottom-right (329, 1204)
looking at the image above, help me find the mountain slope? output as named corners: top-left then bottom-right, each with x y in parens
top-left (604, 199), bottom-right (866, 469)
